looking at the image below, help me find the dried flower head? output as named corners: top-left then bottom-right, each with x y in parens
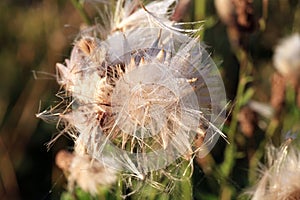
top-left (249, 139), bottom-right (300, 200)
top-left (56, 149), bottom-right (117, 195)
top-left (39, 0), bottom-right (226, 190)
top-left (273, 33), bottom-right (300, 79)
top-left (214, 0), bottom-right (257, 48)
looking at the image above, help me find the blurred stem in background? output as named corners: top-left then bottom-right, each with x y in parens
top-left (70, 0), bottom-right (91, 25)
top-left (219, 48), bottom-right (254, 200)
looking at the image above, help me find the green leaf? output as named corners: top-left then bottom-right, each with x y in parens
top-left (239, 88), bottom-right (254, 106)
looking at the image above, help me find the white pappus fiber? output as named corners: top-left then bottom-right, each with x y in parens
top-left (39, 0), bottom-right (227, 194)
top-left (249, 140), bottom-right (300, 200)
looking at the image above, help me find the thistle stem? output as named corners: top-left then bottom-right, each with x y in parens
top-left (220, 49), bottom-right (253, 199)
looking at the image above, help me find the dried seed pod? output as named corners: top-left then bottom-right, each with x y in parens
top-left (232, 0), bottom-right (256, 33)
top-left (238, 106), bottom-right (257, 138)
top-left (214, 0), bottom-right (257, 48)
top-left (40, 0), bottom-right (226, 184)
top-left (61, 26), bottom-right (226, 177)
top-left (270, 72), bottom-right (286, 115)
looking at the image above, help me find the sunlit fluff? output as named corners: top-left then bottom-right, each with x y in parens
top-left (56, 148), bottom-right (117, 195)
top-left (273, 33), bottom-right (300, 78)
top-left (40, 0), bottom-right (226, 180)
top-left (250, 140), bottom-right (300, 200)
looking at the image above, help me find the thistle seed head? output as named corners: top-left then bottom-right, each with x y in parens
top-left (40, 0), bottom-right (226, 184)
top-left (249, 140), bottom-right (300, 200)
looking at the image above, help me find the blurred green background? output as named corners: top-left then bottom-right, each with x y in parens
top-left (0, 1), bottom-right (82, 199)
top-left (0, 0), bottom-right (299, 199)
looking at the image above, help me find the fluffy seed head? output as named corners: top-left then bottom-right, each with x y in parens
top-left (56, 149), bottom-right (117, 195)
top-left (249, 140), bottom-right (300, 200)
top-left (273, 33), bottom-right (300, 79)
top-left (41, 0), bottom-right (226, 181)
